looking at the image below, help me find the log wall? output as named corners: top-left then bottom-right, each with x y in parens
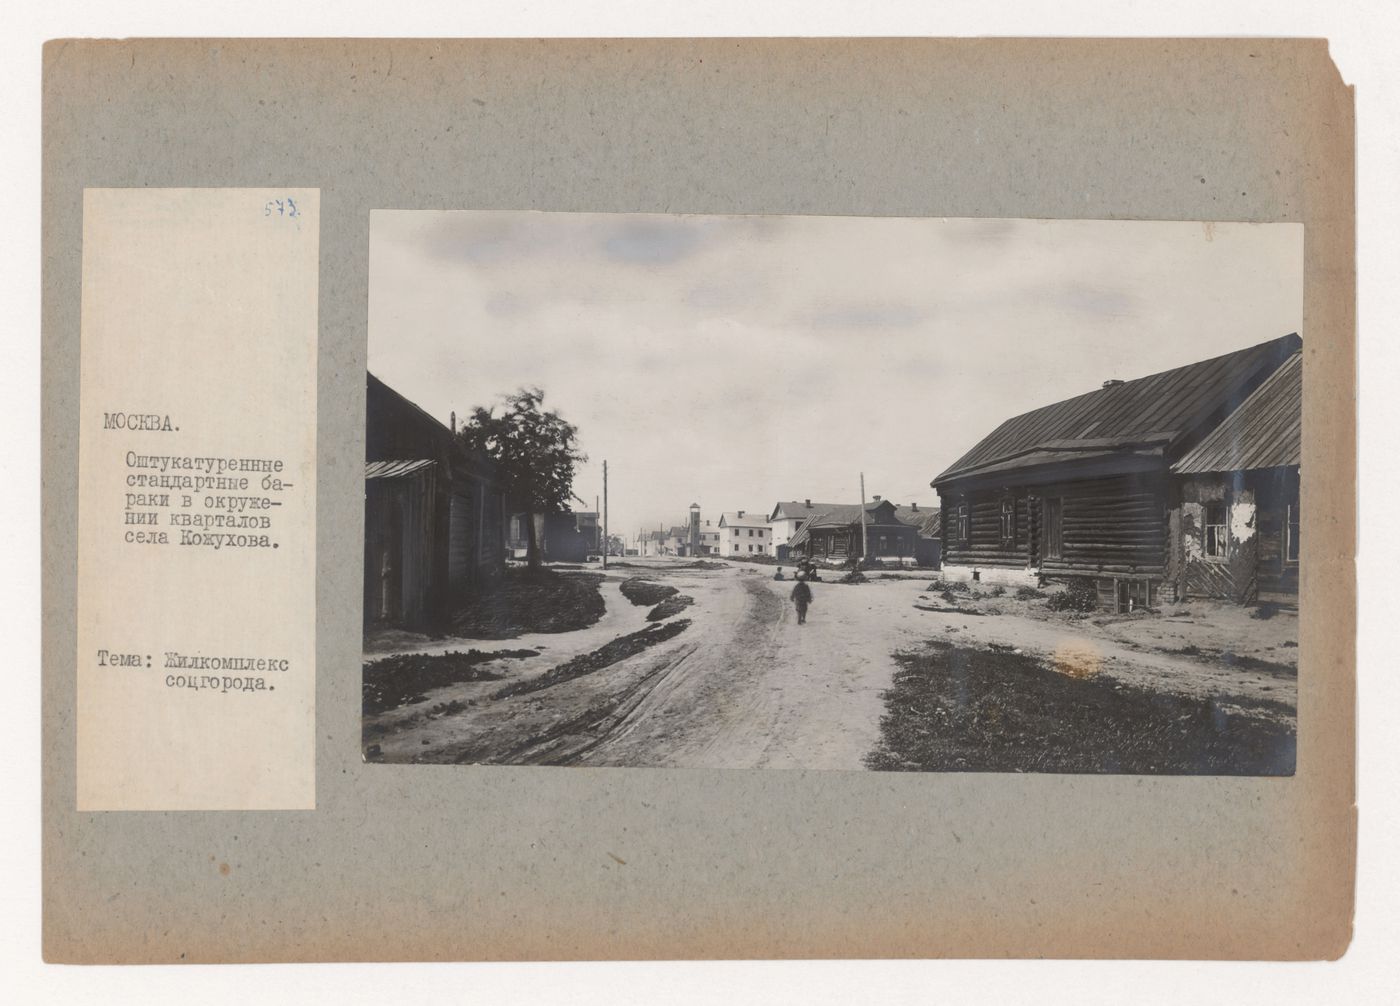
top-left (939, 473), bottom-right (1169, 578)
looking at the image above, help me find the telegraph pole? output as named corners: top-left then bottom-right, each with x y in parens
top-left (602, 460), bottom-right (609, 570)
top-left (859, 471), bottom-right (869, 563)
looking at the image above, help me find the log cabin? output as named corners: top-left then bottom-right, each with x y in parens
top-left (364, 373), bottom-right (507, 632)
top-left (1168, 350), bottom-right (1302, 607)
top-left (931, 333), bottom-right (1301, 611)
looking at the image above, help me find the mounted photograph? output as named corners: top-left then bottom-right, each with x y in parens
top-left (362, 211), bottom-right (1303, 775)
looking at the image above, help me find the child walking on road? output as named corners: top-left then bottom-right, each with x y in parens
top-left (790, 576), bottom-right (813, 625)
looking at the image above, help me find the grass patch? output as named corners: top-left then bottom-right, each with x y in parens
top-left (646, 595), bottom-right (694, 621)
top-left (865, 641), bottom-right (1295, 775)
top-left (620, 577), bottom-right (679, 606)
top-left (1217, 651), bottom-right (1297, 677)
top-left (492, 620), bottom-right (691, 699)
top-left (451, 569), bottom-right (605, 639)
top-left (363, 648), bottom-right (537, 715)
top-left (927, 578), bottom-right (970, 594)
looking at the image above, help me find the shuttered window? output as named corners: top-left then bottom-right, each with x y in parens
top-left (1000, 497), bottom-right (1015, 546)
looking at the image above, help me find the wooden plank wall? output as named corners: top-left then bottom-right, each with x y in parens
top-left (362, 466), bottom-right (439, 630)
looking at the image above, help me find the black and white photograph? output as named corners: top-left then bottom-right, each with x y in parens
top-left (362, 211), bottom-right (1303, 775)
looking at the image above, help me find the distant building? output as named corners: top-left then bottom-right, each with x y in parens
top-left (508, 510), bottom-right (598, 561)
top-left (893, 503), bottom-right (943, 568)
top-left (786, 499), bottom-right (918, 564)
top-left (718, 510), bottom-right (773, 557)
top-left (637, 529), bottom-right (668, 557)
top-left (665, 525), bottom-right (691, 555)
top-left (768, 500), bottom-right (844, 553)
top-left (696, 518), bottom-right (722, 555)
top-left (363, 373), bottom-right (506, 632)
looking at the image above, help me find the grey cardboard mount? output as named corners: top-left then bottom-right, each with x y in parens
top-left (42, 38), bottom-right (1355, 962)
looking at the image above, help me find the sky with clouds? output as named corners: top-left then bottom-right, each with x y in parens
top-left (368, 212), bottom-right (1302, 540)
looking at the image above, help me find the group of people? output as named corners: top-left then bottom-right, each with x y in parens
top-left (773, 562), bottom-right (818, 625)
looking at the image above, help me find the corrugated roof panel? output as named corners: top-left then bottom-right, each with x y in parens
top-left (365, 458), bottom-right (436, 480)
top-left (935, 333), bottom-right (1301, 484)
top-left (1172, 352), bottom-right (1302, 474)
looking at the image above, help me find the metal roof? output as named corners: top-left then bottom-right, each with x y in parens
top-left (892, 505), bottom-right (942, 538)
top-left (768, 500), bottom-right (847, 521)
top-left (933, 333), bottom-right (1301, 485)
top-left (785, 501), bottom-right (909, 549)
top-left (718, 511), bottom-right (771, 529)
top-left (365, 458), bottom-right (436, 480)
top-left (1172, 351), bottom-right (1302, 475)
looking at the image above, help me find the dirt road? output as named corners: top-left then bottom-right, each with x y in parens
top-left (578, 571), bottom-right (906, 770)
top-left (363, 560), bottom-right (1296, 769)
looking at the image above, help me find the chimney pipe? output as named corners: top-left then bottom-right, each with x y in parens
top-left (737, 510), bottom-right (745, 518)
top-left (873, 495), bottom-right (882, 502)
top-left (805, 499), bottom-right (811, 507)
top-left (912, 501), bottom-right (919, 512)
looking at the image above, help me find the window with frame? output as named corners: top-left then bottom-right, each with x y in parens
top-left (1286, 501), bottom-right (1300, 563)
top-left (1203, 502), bottom-right (1229, 559)
top-left (999, 497), bottom-right (1016, 547)
top-left (956, 504), bottom-right (969, 543)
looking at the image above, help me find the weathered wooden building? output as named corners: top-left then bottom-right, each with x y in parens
top-left (507, 510), bottom-right (598, 562)
top-left (364, 373), bottom-right (507, 632)
top-left (1168, 350), bottom-right (1302, 606)
top-left (786, 499), bottom-right (919, 564)
top-left (893, 503), bottom-right (943, 568)
top-left (931, 334), bottom-right (1301, 610)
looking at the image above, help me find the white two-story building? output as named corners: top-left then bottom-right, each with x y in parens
top-left (717, 510), bottom-right (773, 557)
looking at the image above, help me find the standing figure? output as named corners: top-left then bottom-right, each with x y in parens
top-left (790, 576), bottom-right (813, 625)
top-left (773, 566), bottom-right (786, 581)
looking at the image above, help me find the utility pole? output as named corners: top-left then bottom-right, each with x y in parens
top-left (859, 471), bottom-right (869, 564)
top-left (602, 460), bottom-right (608, 570)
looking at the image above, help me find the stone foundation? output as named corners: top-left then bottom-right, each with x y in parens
top-left (937, 564), bottom-right (1041, 589)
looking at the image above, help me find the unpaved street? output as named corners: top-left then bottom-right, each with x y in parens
top-left (362, 559), bottom-right (1297, 769)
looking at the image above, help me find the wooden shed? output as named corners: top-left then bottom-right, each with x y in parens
top-left (893, 504), bottom-right (943, 568)
top-left (364, 373), bottom-right (507, 632)
top-left (1168, 351), bottom-right (1302, 606)
top-left (931, 334), bottom-right (1301, 610)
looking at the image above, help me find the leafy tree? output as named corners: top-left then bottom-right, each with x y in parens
top-left (457, 387), bottom-right (586, 568)
top-left (605, 534), bottom-right (625, 557)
